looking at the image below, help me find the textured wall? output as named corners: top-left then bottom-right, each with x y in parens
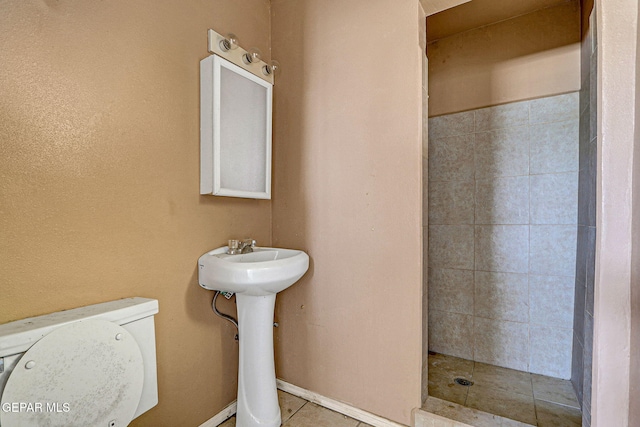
top-left (427, 93), bottom-right (579, 378)
top-left (592, 0), bottom-right (640, 425)
top-left (427, 1), bottom-right (581, 117)
top-left (270, 0), bottom-right (423, 424)
top-left (0, 1), bottom-right (271, 426)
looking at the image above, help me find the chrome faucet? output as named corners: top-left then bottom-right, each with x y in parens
top-left (227, 239), bottom-right (256, 255)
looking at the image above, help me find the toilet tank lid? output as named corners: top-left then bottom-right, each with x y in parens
top-left (0, 297), bottom-right (159, 358)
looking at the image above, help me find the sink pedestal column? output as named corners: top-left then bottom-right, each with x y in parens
top-left (235, 293), bottom-right (281, 427)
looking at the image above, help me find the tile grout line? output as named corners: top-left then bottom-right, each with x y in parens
top-left (283, 400), bottom-right (308, 425)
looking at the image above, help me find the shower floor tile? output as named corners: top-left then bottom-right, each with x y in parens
top-left (426, 352), bottom-right (582, 426)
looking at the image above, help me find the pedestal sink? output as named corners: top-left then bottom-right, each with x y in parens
top-left (198, 246), bottom-right (309, 427)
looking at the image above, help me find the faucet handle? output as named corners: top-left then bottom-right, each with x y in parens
top-left (243, 239), bottom-right (256, 248)
top-left (227, 240), bottom-right (241, 254)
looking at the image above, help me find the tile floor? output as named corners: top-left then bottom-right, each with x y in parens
top-left (217, 390), bottom-right (372, 427)
top-left (426, 352), bottom-right (582, 426)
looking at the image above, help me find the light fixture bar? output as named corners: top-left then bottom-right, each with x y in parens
top-left (207, 29), bottom-right (274, 85)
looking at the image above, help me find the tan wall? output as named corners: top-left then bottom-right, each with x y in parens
top-left (427, 1), bottom-right (581, 117)
top-left (0, 1), bottom-right (271, 426)
top-left (270, 0), bottom-right (423, 424)
top-left (593, 0), bottom-right (640, 425)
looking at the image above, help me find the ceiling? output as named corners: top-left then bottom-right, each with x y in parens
top-left (427, 0), bottom-right (575, 42)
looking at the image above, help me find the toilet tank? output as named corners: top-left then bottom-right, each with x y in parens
top-left (0, 297), bottom-right (159, 421)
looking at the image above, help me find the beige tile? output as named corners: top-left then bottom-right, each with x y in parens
top-left (357, 423), bottom-right (374, 427)
top-left (530, 120), bottom-right (579, 174)
top-left (475, 271), bottom-right (529, 323)
top-left (428, 268), bottom-right (474, 315)
top-left (529, 92), bottom-right (579, 125)
top-left (529, 172), bottom-right (578, 225)
top-left (535, 399), bottom-right (582, 427)
top-left (466, 385), bottom-right (537, 425)
top-left (473, 317), bottom-right (529, 371)
top-left (429, 180), bottom-right (475, 225)
top-left (218, 416), bottom-right (235, 427)
top-left (474, 127), bottom-right (529, 179)
top-left (282, 403), bottom-right (359, 427)
top-left (529, 275), bottom-right (575, 330)
top-left (472, 362), bottom-right (533, 397)
top-left (429, 134), bottom-right (475, 182)
top-left (532, 374), bottom-right (580, 409)
top-left (474, 225), bottom-right (529, 274)
top-left (475, 176), bottom-right (529, 225)
top-left (529, 225), bottom-right (577, 277)
top-left (529, 325), bottom-right (572, 379)
top-left (429, 352), bottom-right (475, 378)
top-left (429, 225), bottom-right (474, 270)
top-left (429, 310), bottom-right (474, 359)
top-left (415, 405), bottom-right (478, 427)
top-left (428, 353), bottom-right (474, 405)
top-left (429, 111), bottom-right (475, 140)
top-left (475, 101), bottom-right (530, 132)
top-left (278, 390), bottom-right (306, 423)
top-left (423, 397), bottom-right (533, 427)
top-left (428, 370), bottom-right (470, 406)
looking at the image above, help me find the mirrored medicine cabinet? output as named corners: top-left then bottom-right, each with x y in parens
top-left (200, 53), bottom-right (273, 199)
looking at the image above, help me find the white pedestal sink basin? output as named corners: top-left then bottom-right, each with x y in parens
top-left (198, 246), bottom-right (309, 427)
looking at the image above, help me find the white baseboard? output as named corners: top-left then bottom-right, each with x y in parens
top-left (199, 400), bottom-right (237, 427)
top-left (198, 381), bottom-right (408, 427)
top-left (276, 379), bottom-right (407, 427)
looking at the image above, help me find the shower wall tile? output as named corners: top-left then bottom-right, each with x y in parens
top-left (428, 268), bottom-right (474, 315)
top-left (571, 335), bottom-right (584, 404)
top-left (475, 176), bottom-right (529, 225)
top-left (474, 225), bottom-right (529, 274)
top-left (529, 172), bottom-right (578, 225)
top-left (474, 126), bottom-right (529, 179)
top-left (429, 225), bottom-right (474, 270)
top-left (529, 92), bottom-right (579, 124)
top-left (589, 56), bottom-right (597, 141)
top-left (529, 324), bottom-right (572, 379)
top-left (580, 73), bottom-right (590, 115)
top-left (585, 226), bottom-right (596, 315)
top-left (428, 180), bottom-right (474, 225)
top-left (429, 134), bottom-right (475, 182)
top-left (429, 111), bottom-right (475, 140)
top-left (473, 317), bottom-right (529, 371)
top-left (529, 225), bottom-right (577, 277)
top-left (422, 160), bottom-right (429, 226)
top-left (575, 225), bottom-right (588, 285)
top-left (426, 92), bottom-right (581, 378)
top-left (573, 276), bottom-right (586, 343)
top-left (429, 309), bottom-right (474, 360)
top-left (530, 120), bottom-right (579, 174)
top-left (475, 101), bottom-right (529, 132)
top-left (583, 312), bottom-right (594, 414)
top-left (474, 271), bottom-right (529, 323)
top-left (529, 275), bottom-right (575, 329)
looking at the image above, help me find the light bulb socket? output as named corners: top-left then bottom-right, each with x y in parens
top-left (219, 33), bottom-right (239, 52)
top-left (219, 39), bottom-right (232, 52)
top-left (243, 47), bottom-right (262, 64)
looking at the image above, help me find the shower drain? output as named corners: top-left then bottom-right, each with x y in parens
top-left (454, 378), bottom-right (473, 387)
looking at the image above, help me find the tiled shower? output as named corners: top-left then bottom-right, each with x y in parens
top-left (427, 92), bottom-right (580, 379)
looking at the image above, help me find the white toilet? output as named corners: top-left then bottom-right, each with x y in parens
top-left (0, 297), bottom-right (159, 427)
